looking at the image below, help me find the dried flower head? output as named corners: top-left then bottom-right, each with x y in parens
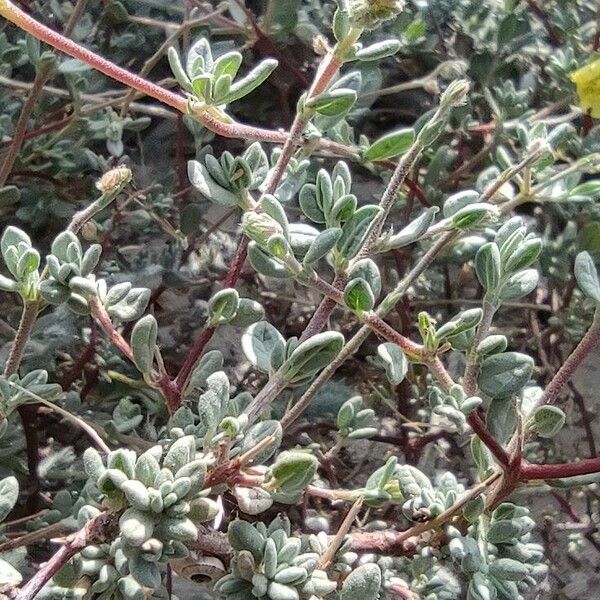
top-left (95, 166), bottom-right (133, 193)
top-left (349, 0), bottom-right (405, 30)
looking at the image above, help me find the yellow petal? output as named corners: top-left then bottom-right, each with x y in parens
top-left (571, 58), bottom-right (600, 117)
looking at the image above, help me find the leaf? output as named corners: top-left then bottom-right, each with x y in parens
top-left (532, 405), bottom-right (565, 438)
top-left (504, 238), bottom-right (542, 274)
top-left (348, 258), bottom-right (381, 298)
top-left (0, 476), bottom-right (18, 522)
top-left (575, 251), bottom-right (600, 303)
top-left (268, 451), bottom-right (318, 493)
top-left (208, 288), bottom-right (239, 324)
top-left (474, 242), bottom-right (501, 292)
top-left (131, 315), bottom-right (157, 374)
top-left (240, 420), bottom-right (282, 465)
top-left (0, 185), bottom-right (20, 207)
top-left (344, 278), bottom-right (375, 312)
top-left (119, 508), bottom-right (154, 547)
top-left (337, 205), bottom-right (382, 259)
top-left (487, 397), bottom-right (517, 445)
top-left (377, 342), bottom-right (408, 386)
top-left (228, 519), bottom-right (265, 561)
top-left (306, 88), bottom-right (357, 116)
top-left (340, 564), bottom-right (381, 600)
top-left (242, 321), bottom-right (286, 373)
top-left (364, 127), bottom-right (415, 161)
top-left (107, 287), bottom-right (151, 322)
top-left (452, 203), bottom-right (494, 229)
top-left (282, 332), bottom-right (345, 382)
top-left (188, 160), bottom-right (238, 206)
top-left (499, 269), bottom-right (539, 300)
top-left (303, 228), bottom-right (342, 264)
top-left (381, 206), bottom-right (439, 251)
top-left (164, 435), bottom-right (195, 473)
top-left (478, 352), bottom-right (534, 399)
top-left (443, 190), bottom-right (480, 218)
top-left (217, 58), bottom-right (278, 105)
top-left (228, 298), bottom-right (265, 327)
top-left (248, 242), bottom-right (293, 278)
top-left (0, 559), bottom-right (22, 587)
top-left (355, 39), bottom-right (401, 61)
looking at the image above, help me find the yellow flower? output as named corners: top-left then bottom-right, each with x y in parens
top-left (571, 58), bottom-right (600, 118)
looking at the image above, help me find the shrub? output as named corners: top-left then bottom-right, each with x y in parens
top-left (0, 1), bottom-right (600, 599)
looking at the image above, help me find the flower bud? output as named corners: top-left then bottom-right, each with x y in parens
top-left (242, 212), bottom-right (284, 248)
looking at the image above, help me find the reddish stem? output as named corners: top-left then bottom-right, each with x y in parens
top-left (521, 456), bottom-right (600, 480)
top-left (537, 317), bottom-right (600, 408)
top-left (89, 298), bottom-right (180, 412)
top-left (0, 1), bottom-right (187, 113)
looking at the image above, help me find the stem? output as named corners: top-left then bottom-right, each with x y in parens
top-left (521, 456), bottom-right (600, 480)
top-left (359, 142), bottom-right (424, 257)
top-left (536, 316), bottom-right (600, 408)
top-left (14, 511), bottom-right (119, 600)
top-left (279, 233), bottom-right (458, 428)
top-left (0, 62), bottom-right (53, 187)
top-left (4, 301), bottom-right (39, 376)
top-left (0, 0), bottom-right (188, 113)
top-left (88, 297), bottom-right (180, 412)
top-left (174, 237), bottom-right (249, 394)
top-left (349, 472), bottom-right (501, 554)
top-left (462, 300), bottom-right (496, 396)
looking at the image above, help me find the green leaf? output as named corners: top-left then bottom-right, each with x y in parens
top-left (228, 298), bottom-right (265, 328)
top-left (355, 39), bottom-right (401, 61)
top-left (248, 242), bottom-right (293, 278)
top-left (340, 564), bottom-right (381, 600)
top-left (208, 288), bottom-right (240, 324)
top-left (131, 315), bottom-right (157, 374)
top-left (299, 184), bottom-right (326, 223)
top-left (380, 207), bottom-right (438, 251)
top-left (306, 88), bottom-right (357, 116)
top-left (351, 260), bottom-right (381, 298)
top-left (188, 160), bottom-right (239, 206)
top-left (475, 242), bottom-right (501, 292)
top-left (119, 507), bottom-right (154, 547)
top-left (0, 186), bottom-right (20, 207)
top-left (504, 238), bottom-right (542, 274)
top-left (268, 451), bottom-right (318, 493)
top-left (213, 50), bottom-right (243, 82)
top-left (240, 420), bottom-right (282, 465)
top-left (303, 228), bottom-right (342, 264)
top-left (0, 476), bottom-right (18, 522)
top-left (217, 58), bottom-right (278, 105)
top-left (168, 47), bottom-right (193, 93)
top-left (228, 519), bottom-right (265, 561)
top-left (499, 269), bottom-right (538, 300)
top-left (452, 203), bottom-right (494, 229)
top-left (575, 251), bottom-right (600, 303)
top-left (164, 435), bottom-right (195, 473)
top-left (377, 342), bottom-right (408, 386)
top-left (344, 278), bottom-right (375, 312)
top-left (532, 405), bottom-right (565, 438)
top-left (107, 287), bottom-right (150, 322)
top-left (282, 331), bottom-right (345, 382)
top-left (487, 397), bottom-right (517, 445)
top-left (242, 321), bottom-right (286, 373)
top-left (337, 205), bottom-right (382, 259)
top-left (478, 352), bottom-right (534, 399)
top-left (364, 127), bottom-right (415, 161)
top-left (443, 190), bottom-right (480, 218)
